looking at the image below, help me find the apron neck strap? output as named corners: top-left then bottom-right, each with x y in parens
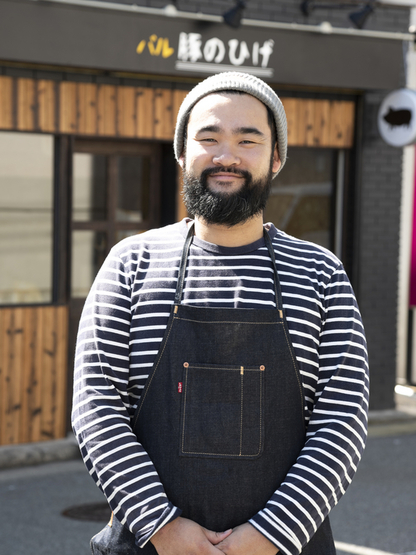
top-left (174, 222), bottom-right (283, 312)
top-left (174, 222), bottom-right (195, 305)
top-left (263, 228), bottom-right (284, 312)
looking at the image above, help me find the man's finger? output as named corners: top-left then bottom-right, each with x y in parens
top-left (204, 528), bottom-right (233, 545)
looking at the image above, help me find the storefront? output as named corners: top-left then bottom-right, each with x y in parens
top-left (0, 0), bottom-right (409, 445)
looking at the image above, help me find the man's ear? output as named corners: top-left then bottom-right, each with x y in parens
top-left (272, 145), bottom-right (281, 174)
top-left (178, 152), bottom-right (185, 169)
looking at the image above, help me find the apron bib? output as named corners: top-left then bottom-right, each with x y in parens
top-left (91, 224), bottom-right (336, 555)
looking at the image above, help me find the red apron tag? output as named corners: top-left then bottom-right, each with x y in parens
top-left (178, 382), bottom-right (183, 393)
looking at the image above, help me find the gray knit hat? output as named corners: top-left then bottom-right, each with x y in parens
top-left (173, 71), bottom-right (287, 177)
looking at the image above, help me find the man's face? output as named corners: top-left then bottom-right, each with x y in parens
top-left (179, 92), bottom-right (280, 226)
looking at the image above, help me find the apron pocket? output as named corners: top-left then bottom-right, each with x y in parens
top-left (180, 362), bottom-right (265, 459)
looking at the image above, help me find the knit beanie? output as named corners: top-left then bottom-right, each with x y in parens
top-left (173, 71), bottom-right (287, 177)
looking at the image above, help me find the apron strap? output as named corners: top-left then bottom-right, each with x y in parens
top-left (174, 221), bottom-right (284, 314)
top-left (263, 229), bottom-right (284, 313)
top-left (174, 222), bottom-right (195, 305)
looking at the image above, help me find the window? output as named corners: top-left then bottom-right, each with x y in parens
top-left (264, 147), bottom-right (337, 252)
top-left (0, 132), bottom-right (54, 304)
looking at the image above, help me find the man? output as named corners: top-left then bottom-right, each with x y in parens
top-left (72, 72), bottom-right (369, 555)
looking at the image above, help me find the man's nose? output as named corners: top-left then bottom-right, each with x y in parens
top-left (212, 146), bottom-right (240, 167)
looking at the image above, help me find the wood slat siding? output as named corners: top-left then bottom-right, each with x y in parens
top-left (0, 76), bottom-right (355, 147)
top-left (0, 306), bottom-right (68, 445)
top-left (281, 97), bottom-right (354, 148)
top-left (0, 76), bottom-right (13, 129)
top-left (38, 80), bottom-right (56, 133)
top-left (17, 78), bottom-right (36, 132)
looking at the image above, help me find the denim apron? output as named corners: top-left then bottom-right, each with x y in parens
top-left (91, 224), bottom-right (336, 555)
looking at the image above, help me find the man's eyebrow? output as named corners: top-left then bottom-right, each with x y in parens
top-left (233, 127), bottom-right (266, 138)
top-left (195, 125), bottom-right (221, 134)
top-left (195, 125), bottom-right (266, 138)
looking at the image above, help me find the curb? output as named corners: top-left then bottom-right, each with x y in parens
top-left (0, 435), bottom-right (81, 470)
top-left (1, 409), bottom-right (416, 470)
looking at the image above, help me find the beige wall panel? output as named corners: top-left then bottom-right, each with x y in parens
top-left (0, 76), bottom-right (13, 130)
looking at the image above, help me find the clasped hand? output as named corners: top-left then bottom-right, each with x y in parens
top-left (150, 517), bottom-right (278, 555)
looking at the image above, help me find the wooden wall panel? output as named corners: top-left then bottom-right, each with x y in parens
top-left (59, 81), bottom-right (77, 134)
top-left (17, 78), bottom-right (36, 131)
top-left (0, 308), bottom-right (23, 445)
top-left (78, 83), bottom-right (98, 136)
top-left (313, 100), bottom-right (331, 147)
top-left (117, 86), bottom-right (136, 138)
top-left (0, 77), bottom-right (355, 148)
top-left (0, 76), bottom-right (13, 129)
top-left (282, 98), bottom-right (297, 146)
top-left (136, 87), bottom-right (154, 138)
top-left (97, 84), bottom-right (117, 136)
top-left (329, 101), bottom-right (355, 148)
top-left (38, 80), bottom-right (56, 133)
top-left (0, 306), bottom-right (68, 445)
top-left (172, 89), bottom-right (188, 127)
top-left (282, 97), bottom-right (354, 148)
top-left (154, 88), bottom-right (173, 140)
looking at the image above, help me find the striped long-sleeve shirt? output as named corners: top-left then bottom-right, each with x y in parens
top-left (72, 218), bottom-right (369, 555)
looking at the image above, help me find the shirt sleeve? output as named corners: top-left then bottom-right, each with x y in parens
top-left (249, 264), bottom-right (369, 555)
top-left (71, 248), bottom-right (181, 547)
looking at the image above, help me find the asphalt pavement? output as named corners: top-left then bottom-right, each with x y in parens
top-left (0, 387), bottom-right (415, 555)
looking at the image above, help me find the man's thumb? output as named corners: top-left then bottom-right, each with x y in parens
top-left (205, 528), bottom-right (233, 545)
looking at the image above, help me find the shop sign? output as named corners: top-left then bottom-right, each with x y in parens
top-left (0, 1), bottom-right (405, 89)
top-left (135, 30), bottom-right (275, 78)
top-left (378, 89), bottom-right (416, 147)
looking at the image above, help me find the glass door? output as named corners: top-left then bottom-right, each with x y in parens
top-left (68, 139), bottom-right (161, 379)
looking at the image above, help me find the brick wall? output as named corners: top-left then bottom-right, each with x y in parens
top-left (104, 0), bottom-right (410, 33)
top-left (358, 92), bottom-right (404, 410)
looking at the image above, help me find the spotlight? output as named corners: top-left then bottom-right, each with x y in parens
top-left (301, 0), bottom-right (313, 16)
top-left (349, 3), bottom-right (374, 29)
top-left (223, 0), bottom-right (246, 29)
top-left (301, 1), bottom-right (376, 29)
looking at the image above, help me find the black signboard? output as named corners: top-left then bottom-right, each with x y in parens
top-left (0, 0), bottom-right (403, 90)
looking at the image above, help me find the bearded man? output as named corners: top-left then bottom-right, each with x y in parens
top-left (72, 72), bottom-right (369, 555)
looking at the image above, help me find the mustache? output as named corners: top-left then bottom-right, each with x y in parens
top-left (201, 166), bottom-right (252, 180)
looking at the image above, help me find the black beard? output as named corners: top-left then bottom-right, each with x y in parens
top-left (182, 165), bottom-right (273, 227)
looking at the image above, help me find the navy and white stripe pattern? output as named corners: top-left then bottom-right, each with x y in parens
top-left (72, 219), bottom-right (369, 555)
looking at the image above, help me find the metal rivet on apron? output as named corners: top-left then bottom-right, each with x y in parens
top-left (183, 362), bottom-right (189, 368)
top-left (260, 365), bottom-right (265, 371)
